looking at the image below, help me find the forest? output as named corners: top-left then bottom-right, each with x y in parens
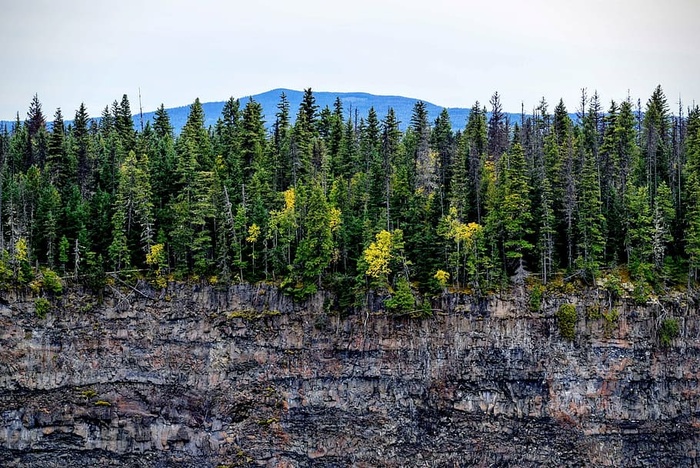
top-left (1, 86), bottom-right (700, 310)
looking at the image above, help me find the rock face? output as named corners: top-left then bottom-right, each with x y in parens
top-left (1, 283), bottom-right (699, 467)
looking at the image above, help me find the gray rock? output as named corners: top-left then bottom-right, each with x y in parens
top-left (0, 283), bottom-right (698, 466)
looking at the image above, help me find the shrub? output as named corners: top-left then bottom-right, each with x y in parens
top-left (39, 268), bottom-right (63, 294)
top-left (602, 308), bottom-right (620, 337)
top-left (556, 303), bottom-right (577, 341)
top-left (529, 283), bottom-right (545, 312)
top-left (34, 297), bottom-right (51, 319)
top-left (603, 272), bottom-right (624, 303)
top-left (385, 277), bottom-right (415, 314)
top-left (659, 318), bottom-right (680, 347)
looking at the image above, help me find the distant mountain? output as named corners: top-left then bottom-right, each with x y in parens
top-left (136, 88), bottom-right (482, 134)
top-left (2, 89), bottom-right (528, 134)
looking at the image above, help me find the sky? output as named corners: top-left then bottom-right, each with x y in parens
top-left (1, 0), bottom-right (699, 120)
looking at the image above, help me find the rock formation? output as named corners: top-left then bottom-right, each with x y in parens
top-left (1, 283), bottom-right (698, 466)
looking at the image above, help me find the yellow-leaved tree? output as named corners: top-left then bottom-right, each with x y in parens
top-left (363, 229), bottom-right (405, 287)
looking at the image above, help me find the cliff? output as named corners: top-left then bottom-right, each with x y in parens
top-left (1, 283), bottom-right (699, 467)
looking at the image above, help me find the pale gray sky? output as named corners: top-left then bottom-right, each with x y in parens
top-left (1, 0), bottom-right (699, 120)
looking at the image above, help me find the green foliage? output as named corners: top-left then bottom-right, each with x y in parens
top-left (556, 303), bottom-right (577, 341)
top-left (80, 389), bottom-right (98, 399)
top-left (2, 88), bottom-right (700, 298)
top-left (659, 318), bottom-right (679, 347)
top-left (632, 281), bottom-right (652, 305)
top-left (0, 250), bottom-right (12, 288)
top-left (602, 308), bottom-right (620, 337)
top-left (603, 271), bottom-right (624, 303)
top-left (30, 267), bottom-right (63, 295)
top-left (34, 297), bottom-right (51, 319)
top-left (529, 283), bottom-right (545, 312)
top-left (385, 277), bottom-right (415, 315)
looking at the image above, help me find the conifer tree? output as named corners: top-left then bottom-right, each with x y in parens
top-left (272, 92), bottom-right (292, 191)
top-left (72, 103), bottom-right (93, 197)
top-left (408, 101), bottom-right (433, 194)
top-left (683, 118), bottom-right (700, 283)
top-left (240, 98), bottom-right (267, 184)
top-left (641, 85), bottom-right (670, 197)
top-left (432, 108), bottom-right (454, 213)
top-left (576, 147), bottom-right (605, 277)
top-left (487, 92), bottom-right (508, 159)
top-left (115, 94), bottom-right (135, 152)
top-left (652, 181), bottom-right (674, 272)
top-left (380, 108), bottom-right (401, 229)
top-left (500, 143), bottom-right (534, 271)
top-left (285, 181), bottom-right (334, 297)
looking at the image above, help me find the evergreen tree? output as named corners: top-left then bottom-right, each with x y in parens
top-left (684, 120), bottom-right (700, 283)
top-left (380, 108), bottom-right (401, 229)
top-left (575, 147), bottom-right (605, 277)
top-left (115, 94), bottom-right (136, 152)
top-left (177, 98), bottom-right (212, 170)
top-left (487, 92), bottom-right (508, 159)
top-left (408, 101), bottom-right (434, 194)
top-left (641, 85), bottom-right (671, 197)
top-left (272, 92), bottom-right (292, 191)
top-left (625, 183), bottom-right (653, 277)
top-left (240, 98), bottom-right (267, 184)
top-left (285, 181), bottom-right (334, 297)
top-left (431, 108), bottom-right (454, 213)
top-left (71, 103), bottom-right (93, 197)
top-left (499, 143), bottom-right (534, 270)
top-left (153, 103), bottom-right (174, 139)
top-left (652, 181), bottom-right (674, 272)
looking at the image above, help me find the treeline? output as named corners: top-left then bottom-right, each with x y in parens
top-left (1, 86), bottom-right (700, 303)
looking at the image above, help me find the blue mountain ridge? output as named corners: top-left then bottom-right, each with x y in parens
top-left (2, 88), bottom-right (531, 134)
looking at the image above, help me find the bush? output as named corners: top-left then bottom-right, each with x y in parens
top-left (529, 283), bottom-right (545, 312)
top-left (603, 272), bottom-right (624, 303)
top-left (602, 308), bottom-right (620, 338)
top-left (659, 318), bottom-right (680, 347)
top-left (34, 297), bottom-right (51, 319)
top-left (385, 277), bottom-right (415, 314)
top-left (556, 303), bottom-right (577, 341)
top-left (42, 268), bottom-right (63, 294)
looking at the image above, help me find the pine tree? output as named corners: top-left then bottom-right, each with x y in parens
top-left (240, 98), bottom-right (266, 184)
top-left (72, 103), bottom-right (93, 197)
top-left (272, 92), bottom-right (292, 191)
top-left (115, 94), bottom-right (136, 152)
top-left (652, 181), bottom-right (674, 272)
top-left (153, 103), bottom-right (174, 139)
top-left (109, 151), bottom-right (155, 270)
top-left (290, 88), bottom-right (318, 184)
top-left (625, 183), bottom-right (653, 277)
top-left (500, 143), bottom-right (533, 270)
top-left (641, 85), bottom-right (671, 197)
top-left (25, 94), bottom-right (48, 169)
top-left (380, 108), bottom-right (401, 229)
top-left (408, 101), bottom-right (434, 194)
top-left (177, 98), bottom-right (212, 170)
top-left (431, 108), bottom-right (454, 213)
top-left (575, 147), bottom-right (606, 277)
top-left (285, 181), bottom-right (334, 297)
top-left (487, 92), bottom-right (508, 159)
top-left (683, 120), bottom-right (700, 283)
top-left (47, 108), bottom-right (74, 191)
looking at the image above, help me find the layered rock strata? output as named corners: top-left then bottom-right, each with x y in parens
top-left (1, 284), bottom-right (698, 466)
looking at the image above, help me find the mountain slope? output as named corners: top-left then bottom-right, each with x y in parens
top-left (2, 89), bottom-right (528, 134)
top-left (143, 88), bottom-right (477, 133)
